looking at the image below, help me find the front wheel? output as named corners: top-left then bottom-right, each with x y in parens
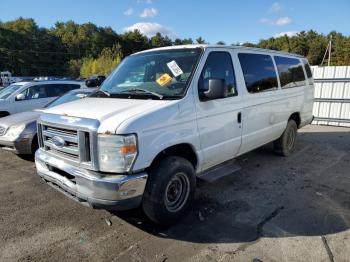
top-left (273, 119), bottom-right (297, 156)
top-left (142, 156), bottom-right (196, 225)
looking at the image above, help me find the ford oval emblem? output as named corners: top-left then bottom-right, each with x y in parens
top-left (52, 136), bottom-right (66, 148)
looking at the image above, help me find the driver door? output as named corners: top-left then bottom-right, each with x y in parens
top-left (195, 50), bottom-right (243, 171)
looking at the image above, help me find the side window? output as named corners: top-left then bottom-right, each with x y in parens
top-left (303, 60), bottom-right (314, 84)
top-left (47, 84), bottom-right (80, 97)
top-left (238, 53), bottom-right (278, 93)
top-left (66, 84), bottom-right (80, 91)
top-left (274, 56), bottom-right (306, 88)
top-left (20, 85), bottom-right (49, 100)
top-left (199, 51), bottom-right (237, 97)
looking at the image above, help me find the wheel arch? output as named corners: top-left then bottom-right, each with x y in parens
top-left (289, 112), bottom-right (301, 128)
top-left (149, 143), bottom-right (198, 170)
top-left (31, 134), bottom-right (39, 154)
top-left (0, 111), bottom-right (10, 117)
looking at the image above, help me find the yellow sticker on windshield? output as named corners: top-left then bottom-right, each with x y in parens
top-left (156, 73), bottom-right (172, 86)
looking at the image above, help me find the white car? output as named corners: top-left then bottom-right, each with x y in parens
top-left (0, 80), bottom-right (87, 117)
top-left (35, 45), bottom-right (314, 225)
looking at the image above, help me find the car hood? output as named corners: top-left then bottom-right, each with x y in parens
top-left (0, 111), bottom-right (40, 129)
top-left (42, 98), bottom-right (177, 133)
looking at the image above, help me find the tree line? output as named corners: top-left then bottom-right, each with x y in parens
top-left (1, 18), bottom-right (349, 77)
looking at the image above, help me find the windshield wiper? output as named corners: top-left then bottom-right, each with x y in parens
top-left (121, 88), bottom-right (163, 99)
top-left (94, 90), bottom-right (111, 97)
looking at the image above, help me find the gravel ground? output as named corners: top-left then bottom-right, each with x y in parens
top-left (0, 124), bottom-right (349, 262)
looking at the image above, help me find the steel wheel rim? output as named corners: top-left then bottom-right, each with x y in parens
top-left (164, 172), bottom-right (190, 213)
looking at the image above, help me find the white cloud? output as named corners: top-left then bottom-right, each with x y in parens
top-left (260, 16), bottom-right (292, 26)
top-left (123, 7), bottom-right (134, 16)
top-left (260, 18), bottom-right (272, 24)
top-left (123, 22), bottom-right (176, 38)
top-left (274, 31), bottom-right (298, 38)
top-left (275, 17), bottom-right (292, 26)
top-left (270, 2), bottom-right (284, 12)
top-left (140, 7), bottom-right (158, 18)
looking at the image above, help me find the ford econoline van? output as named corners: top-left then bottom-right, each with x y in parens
top-left (35, 45), bottom-right (314, 225)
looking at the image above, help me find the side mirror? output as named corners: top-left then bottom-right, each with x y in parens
top-left (199, 78), bottom-right (227, 100)
top-left (15, 93), bottom-right (25, 101)
top-left (85, 75), bottom-right (106, 87)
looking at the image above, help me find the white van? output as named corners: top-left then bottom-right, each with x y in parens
top-left (35, 45), bottom-right (314, 224)
top-left (0, 80), bottom-right (86, 117)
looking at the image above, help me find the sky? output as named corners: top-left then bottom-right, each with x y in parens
top-left (1, 0), bottom-right (350, 44)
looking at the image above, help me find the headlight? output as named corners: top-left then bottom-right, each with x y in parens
top-left (98, 134), bottom-right (138, 173)
top-left (5, 124), bottom-right (26, 139)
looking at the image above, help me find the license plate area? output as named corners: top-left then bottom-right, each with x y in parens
top-left (47, 165), bottom-right (77, 184)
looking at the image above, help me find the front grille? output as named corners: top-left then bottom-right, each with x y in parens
top-left (0, 126), bottom-right (6, 136)
top-left (38, 124), bottom-right (93, 165)
top-left (37, 114), bottom-right (99, 170)
top-left (42, 125), bottom-right (80, 158)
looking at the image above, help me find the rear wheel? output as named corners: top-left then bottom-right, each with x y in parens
top-left (273, 119), bottom-right (297, 156)
top-left (142, 156), bottom-right (196, 225)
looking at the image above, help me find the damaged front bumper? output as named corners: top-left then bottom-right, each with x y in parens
top-left (35, 149), bottom-right (148, 210)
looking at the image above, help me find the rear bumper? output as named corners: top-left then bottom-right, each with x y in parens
top-left (35, 149), bottom-right (148, 210)
top-left (300, 115), bottom-right (314, 128)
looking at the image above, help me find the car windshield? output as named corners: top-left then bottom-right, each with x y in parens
top-left (0, 84), bottom-right (23, 99)
top-left (45, 90), bottom-right (93, 108)
top-left (100, 48), bottom-right (202, 99)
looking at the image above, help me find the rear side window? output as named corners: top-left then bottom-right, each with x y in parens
top-left (303, 60), bottom-right (313, 84)
top-left (238, 53), bottom-right (278, 93)
top-left (274, 56), bottom-right (306, 88)
top-left (199, 51), bottom-right (237, 97)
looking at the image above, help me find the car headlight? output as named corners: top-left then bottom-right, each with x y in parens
top-left (98, 134), bottom-right (138, 173)
top-left (5, 124), bottom-right (26, 139)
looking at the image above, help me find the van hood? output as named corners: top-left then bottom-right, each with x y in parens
top-left (42, 97), bottom-right (176, 133)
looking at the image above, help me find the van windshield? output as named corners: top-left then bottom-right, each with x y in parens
top-left (99, 48), bottom-right (202, 100)
top-left (0, 84), bottom-right (23, 100)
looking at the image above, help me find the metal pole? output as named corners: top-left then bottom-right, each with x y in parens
top-left (328, 37), bottom-right (332, 66)
top-left (321, 41), bottom-right (329, 66)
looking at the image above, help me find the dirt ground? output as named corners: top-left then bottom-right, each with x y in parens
top-left (0, 124), bottom-right (349, 262)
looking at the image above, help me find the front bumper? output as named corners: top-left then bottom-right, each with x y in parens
top-left (35, 149), bottom-right (148, 210)
top-left (0, 135), bottom-right (32, 154)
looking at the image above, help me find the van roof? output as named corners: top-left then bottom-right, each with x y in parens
top-left (134, 44), bottom-right (304, 58)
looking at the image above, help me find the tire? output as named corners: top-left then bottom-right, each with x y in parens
top-left (31, 135), bottom-right (39, 155)
top-left (142, 156), bottom-right (196, 225)
top-left (273, 119), bottom-right (298, 156)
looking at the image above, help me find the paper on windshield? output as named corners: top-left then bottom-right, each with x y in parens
top-left (167, 60), bottom-right (183, 77)
top-left (156, 73), bottom-right (172, 86)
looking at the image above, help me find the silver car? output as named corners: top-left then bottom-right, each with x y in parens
top-left (0, 88), bottom-right (96, 155)
top-left (0, 80), bottom-right (87, 117)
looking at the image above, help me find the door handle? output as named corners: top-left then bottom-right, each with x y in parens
top-left (237, 112), bottom-right (242, 123)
